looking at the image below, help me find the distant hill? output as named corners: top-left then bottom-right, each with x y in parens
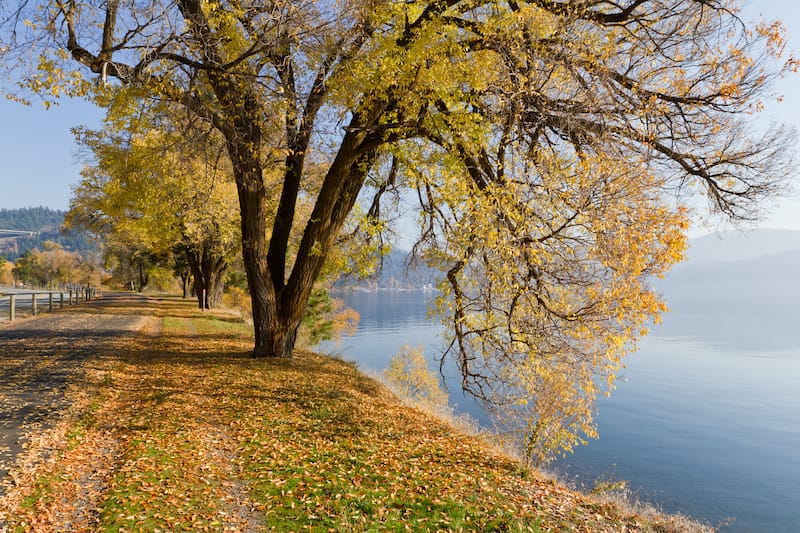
top-left (654, 228), bottom-right (800, 349)
top-left (666, 248), bottom-right (800, 285)
top-left (659, 228), bottom-right (800, 292)
top-left (0, 207), bottom-right (98, 261)
top-left (683, 228), bottom-right (800, 264)
top-left (334, 249), bottom-right (440, 290)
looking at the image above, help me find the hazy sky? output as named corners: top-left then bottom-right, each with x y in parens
top-left (1, 2), bottom-right (800, 235)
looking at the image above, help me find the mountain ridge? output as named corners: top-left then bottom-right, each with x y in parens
top-left (684, 228), bottom-right (800, 264)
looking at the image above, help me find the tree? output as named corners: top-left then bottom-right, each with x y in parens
top-left (0, 254), bottom-right (12, 286)
top-left (3, 0), bottom-right (795, 459)
top-left (384, 345), bottom-right (449, 409)
top-left (12, 250), bottom-right (39, 287)
top-left (67, 112), bottom-right (240, 308)
top-left (10, 242), bottom-right (102, 288)
top-left (297, 287), bottom-right (360, 347)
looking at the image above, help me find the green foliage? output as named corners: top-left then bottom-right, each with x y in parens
top-left (10, 250), bottom-right (36, 285)
top-left (225, 270), bottom-right (248, 291)
top-left (384, 345), bottom-right (448, 408)
top-left (297, 287), bottom-right (360, 347)
top-left (300, 287), bottom-right (336, 346)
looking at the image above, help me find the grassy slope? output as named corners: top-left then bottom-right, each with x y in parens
top-left (0, 296), bottom-right (704, 532)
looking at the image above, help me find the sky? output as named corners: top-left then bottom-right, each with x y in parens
top-left (1, 2), bottom-right (800, 236)
top-left (0, 97), bottom-right (104, 212)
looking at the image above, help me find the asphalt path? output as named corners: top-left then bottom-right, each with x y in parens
top-left (0, 292), bottom-right (150, 496)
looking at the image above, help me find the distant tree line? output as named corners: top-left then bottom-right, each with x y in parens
top-left (0, 206), bottom-right (63, 231)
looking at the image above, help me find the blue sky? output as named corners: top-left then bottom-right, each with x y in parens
top-left (1, 2), bottom-right (800, 235)
top-left (0, 97), bottom-right (103, 211)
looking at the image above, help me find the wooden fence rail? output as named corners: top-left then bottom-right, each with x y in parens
top-left (0, 287), bottom-right (98, 322)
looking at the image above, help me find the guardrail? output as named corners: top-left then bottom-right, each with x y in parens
top-left (0, 287), bottom-right (98, 322)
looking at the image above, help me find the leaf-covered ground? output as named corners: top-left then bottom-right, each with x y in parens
top-left (0, 294), bottom-right (706, 532)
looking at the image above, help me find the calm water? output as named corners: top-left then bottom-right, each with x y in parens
top-left (323, 289), bottom-right (800, 532)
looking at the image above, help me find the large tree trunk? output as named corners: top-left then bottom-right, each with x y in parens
top-left (186, 245), bottom-right (227, 309)
top-left (136, 257), bottom-right (148, 292)
top-left (236, 118), bottom-right (383, 357)
top-left (215, 63), bottom-right (385, 358)
top-left (181, 272), bottom-right (190, 298)
top-left (234, 164), bottom-right (296, 358)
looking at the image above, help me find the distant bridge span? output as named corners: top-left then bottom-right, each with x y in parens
top-left (0, 229), bottom-right (37, 237)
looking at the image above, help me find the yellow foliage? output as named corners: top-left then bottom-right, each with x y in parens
top-left (223, 286), bottom-right (252, 320)
top-left (384, 345), bottom-right (448, 409)
top-left (0, 261), bottom-right (13, 286)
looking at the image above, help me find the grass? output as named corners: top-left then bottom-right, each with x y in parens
top-left (0, 295), bottom-right (710, 531)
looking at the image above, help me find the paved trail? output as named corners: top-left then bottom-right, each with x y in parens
top-left (0, 293), bottom-right (151, 491)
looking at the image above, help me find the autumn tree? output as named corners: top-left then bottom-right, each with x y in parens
top-left (384, 345), bottom-right (449, 409)
top-left (0, 255), bottom-right (12, 286)
top-left (11, 242), bottom-right (102, 288)
top-left (67, 110), bottom-right (241, 308)
top-left (2, 1), bottom-right (795, 459)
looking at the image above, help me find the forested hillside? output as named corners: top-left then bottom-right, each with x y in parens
top-left (0, 207), bottom-right (97, 261)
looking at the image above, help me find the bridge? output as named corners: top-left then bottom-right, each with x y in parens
top-left (0, 229), bottom-right (37, 238)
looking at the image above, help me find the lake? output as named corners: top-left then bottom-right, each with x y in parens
top-left (323, 289), bottom-right (800, 533)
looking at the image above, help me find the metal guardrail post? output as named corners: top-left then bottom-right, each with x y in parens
top-left (9, 294), bottom-right (15, 321)
top-left (60, 292), bottom-right (64, 308)
top-left (69, 289), bottom-right (73, 305)
top-left (31, 293), bottom-right (37, 316)
top-left (49, 292), bottom-right (54, 312)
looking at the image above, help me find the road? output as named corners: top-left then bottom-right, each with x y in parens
top-left (0, 288), bottom-right (82, 322)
